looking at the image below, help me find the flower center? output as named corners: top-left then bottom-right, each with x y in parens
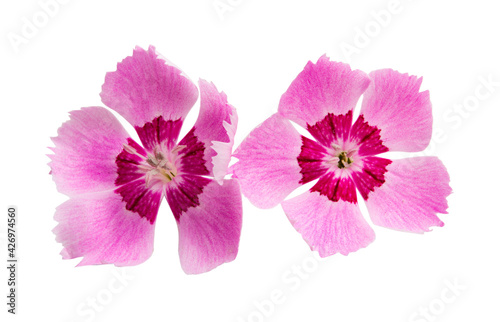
top-left (337, 151), bottom-right (353, 169)
top-left (123, 143), bottom-right (185, 188)
top-left (327, 143), bottom-right (356, 170)
top-left (145, 150), bottom-right (178, 183)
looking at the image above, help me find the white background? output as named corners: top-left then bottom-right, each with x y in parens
top-left (1, 0), bottom-right (499, 321)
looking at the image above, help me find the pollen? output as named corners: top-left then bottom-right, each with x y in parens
top-left (337, 151), bottom-right (353, 169)
top-left (144, 150), bottom-right (178, 186)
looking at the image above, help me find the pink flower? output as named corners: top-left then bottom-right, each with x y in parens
top-left (49, 46), bottom-right (242, 274)
top-left (233, 56), bottom-right (451, 257)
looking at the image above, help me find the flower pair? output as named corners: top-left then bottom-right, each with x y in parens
top-left (50, 46), bottom-right (451, 274)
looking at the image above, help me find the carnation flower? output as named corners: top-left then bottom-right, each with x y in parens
top-left (50, 46), bottom-right (242, 274)
top-left (233, 56), bottom-right (451, 256)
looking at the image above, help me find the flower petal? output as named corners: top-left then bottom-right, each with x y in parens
top-left (100, 45), bottom-right (198, 128)
top-left (135, 116), bottom-right (183, 152)
top-left (282, 191), bottom-right (375, 257)
top-left (360, 69), bottom-right (432, 152)
top-left (211, 111), bottom-right (237, 183)
top-left (115, 138), bottom-right (148, 186)
top-left (177, 80), bottom-right (237, 183)
top-left (350, 156), bottom-right (392, 200)
top-left (365, 157), bottom-right (451, 233)
top-left (115, 179), bottom-right (163, 224)
top-left (166, 174), bottom-right (212, 221)
top-left (192, 79), bottom-right (237, 184)
top-left (306, 110), bottom-right (353, 147)
top-left (233, 113), bottom-right (303, 209)
top-left (278, 55), bottom-right (370, 128)
top-left (349, 114), bottom-right (389, 156)
top-left (53, 190), bottom-right (156, 266)
top-left (177, 179), bottom-right (242, 274)
top-left (311, 172), bottom-right (358, 203)
top-left (297, 136), bottom-right (329, 184)
top-left (49, 107), bottom-right (129, 196)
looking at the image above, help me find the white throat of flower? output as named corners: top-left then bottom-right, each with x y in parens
top-left (327, 143), bottom-right (356, 169)
top-left (123, 143), bottom-right (186, 188)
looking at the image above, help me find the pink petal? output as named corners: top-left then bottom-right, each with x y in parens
top-left (186, 79), bottom-right (237, 183)
top-left (311, 172), bottom-right (358, 203)
top-left (115, 138), bottom-right (148, 185)
top-left (297, 136), bottom-right (328, 184)
top-left (115, 179), bottom-right (163, 224)
top-left (53, 190), bottom-right (156, 266)
top-left (49, 107), bottom-right (129, 196)
top-left (211, 111), bottom-right (237, 184)
top-left (233, 113), bottom-right (303, 209)
top-left (360, 69), bottom-right (432, 152)
top-left (135, 116), bottom-right (183, 152)
top-left (177, 179), bottom-right (242, 274)
top-left (278, 55), bottom-right (370, 128)
top-left (349, 114), bottom-right (389, 156)
top-left (306, 110), bottom-right (354, 147)
top-left (365, 157), bottom-right (451, 233)
top-left (351, 156), bottom-right (392, 200)
top-left (100, 45), bottom-right (199, 128)
top-left (282, 191), bottom-right (375, 257)
top-left (166, 174), bottom-right (212, 221)
top-left (177, 128), bottom-right (211, 177)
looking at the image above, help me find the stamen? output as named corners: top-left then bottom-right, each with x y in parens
top-left (157, 158), bottom-right (170, 169)
top-left (144, 170), bottom-right (158, 188)
top-left (146, 157), bottom-right (158, 167)
top-left (159, 168), bottom-right (176, 182)
top-left (337, 151), bottom-right (354, 169)
top-left (121, 141), bottom-right (183, 189)
top-left (331, 143), bottom-right (342, 151)
top-left (171, 145), bottom-right (186, 155)
top-left (123, 143), bottom-right (137, 154)
top-left (141, 146), bottom-right (179, 186)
